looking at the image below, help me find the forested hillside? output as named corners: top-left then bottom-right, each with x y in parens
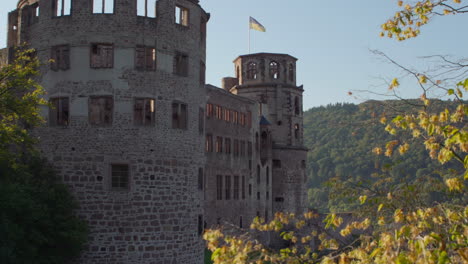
top-left (303, 100), bottom-right (463, 212)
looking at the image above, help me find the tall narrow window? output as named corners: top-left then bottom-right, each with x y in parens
top-left (175, 5), bottom-right (189, 26)
top-left (134, 98), bottom-right (155, 126)
top-left (233, 140), bottom-right (239, 157)
top-left (93, 0), bottom-right (114, 14)
top-left (199, 108), bottom-right (204, 135)
top-left (240, 113), bottom-right (246, 126)
top-left (223, 108), bottom-right (230, 122)
top-left (135, 46), bottom-right (156, 71)
top-left (200, 61), bottom-right (206, 85)
top-left (205, 134), bottom-right (213, 152)
top-left (225, 138), bottom-right (231, 154)
top-left (249, 184), bottom-right (252, 196)
top-left (294, 124), bottom-right (300, 139)
top-left (215, 105), bottom-right (222, 120)
top-left (49, 97), bottom-right (69, 126)
top-left (54, 0), bottom-right (71, 17)
top-left (198, 168), bottom-right (203, 190)
top-left (200, 17), bottom-right (207, 42)
top-left (266, 166), bottom-right (269, 186)
top-left (216, 175), bottom-right (222, 200)
top-left (255, 132), bottom-right (259, 151)
top-left (257, 165), bottom-right (261, 184)
top-left (111, 164), bottom-right (129, 190)
top-left (215, 136), bottom-right (223, 153)
top-left (90, 44), bottom-right (113, 68)
top-left (247, 111), bottom-right (252, 127)
top-left (247, 62), bottom-right (257, 80)
top-left (288, 63), bottom-right (295, 82)
top-left (174, 52), bottom-right (189, 76)
top-left (240, 141), bottom-right (246, 157)
top-left (172, 102), bottom-right (188, 129)
top-left (269, 61), bottom-right (279, 79)
top-left (294, 96), bottom-right (300, 116)
top-left (198, 215), bottom-right (203, 236)
top-left (241, 176), bottom-right (245, 199)
top-left (248, 142), bottom-right (252, 157)
top-left (233, 176), bottom-right (240, 200)
top-left (51, 45), bottom-right (70, 71)
top-left (206, 103), bottom-right (213, 118)
top-left (89, 96), bottom-right (113, 125)
top-left (233, 111), bottom-right (239, 124)
top-left (225, 175), bottom-right (231, 200)
top-left (137, 0), bottom-right (157, 18)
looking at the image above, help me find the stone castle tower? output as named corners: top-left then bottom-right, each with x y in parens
top-left (2, 0), bottom-right (307, 263)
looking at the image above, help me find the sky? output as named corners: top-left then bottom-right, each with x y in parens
top-left (1, 0), bottom-right (467, 110)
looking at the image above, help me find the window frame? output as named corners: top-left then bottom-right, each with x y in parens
top-left (175, 5), bottom-right (189, 27)
top-left (49, 97), bottom-right (70, 127)
top-left (174, 51), bottom-right (189, 77)
top-left (90, 43), bottom-right (114, 69)
top-left (51, 44), bottom-right (70, 71)
top-left (269, 61), bottom-right (280, 79)
top-left (247, 62), bottom-right (257, 80)
top-left (135, 45), bottom-right (156, 71)
top-left (134, 98), bottom-right (156, 126)
top-left (92, 0), bottom-right (115, 14)
top-left (110, 163), bottom-right (130, 191)
top-left (171, 101), bottom-right (188, 130)
top-left (89, 96), bottom-right (114, 126)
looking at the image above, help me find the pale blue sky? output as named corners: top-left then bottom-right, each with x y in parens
top-left (1, 0), bottom-right (467, 110)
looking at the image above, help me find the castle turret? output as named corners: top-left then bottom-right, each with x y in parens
top-left (6, 0), bottom-right (209, 263)
top-left (230, 53), bottom-right (308, 214)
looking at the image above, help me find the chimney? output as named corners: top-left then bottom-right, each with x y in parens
top-left (221, 77), bottom-right (238, 91)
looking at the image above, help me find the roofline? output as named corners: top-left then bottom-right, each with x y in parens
top-left (205, 84), bottom-right (258, 105)
top-left (233, 53), bottom-right (298, 63)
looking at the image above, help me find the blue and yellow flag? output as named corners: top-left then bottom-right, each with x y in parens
top-left (249, 17), bottom-right (266, 32)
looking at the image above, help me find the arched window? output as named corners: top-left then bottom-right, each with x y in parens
top-left (294, 124), bottom-right (300, 139)
top-left (269, 61), bottom-right (279, 79)
top-left (288, 63), bottom-right (294, 82)
top-left (261, 131), bottom-right (268, 149)
top-left (294, 96), bottom-right (300, 116)
top-left (247, 62), bottom-right (257, 80)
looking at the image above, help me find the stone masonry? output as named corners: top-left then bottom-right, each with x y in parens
top-left (3, 0), bottom-right (307, 263)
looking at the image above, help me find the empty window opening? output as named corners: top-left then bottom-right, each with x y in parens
top-left (301, 160), bottom-right (306, 169)
top-left (34, 4), bottom-right (40, 17)
top-left (247, 62), bottom-right (257, 80)
top-left (275, 197), bottom-right (284, 202)
top-left (266, 166), bottom-right (269, 186)
top-left (249, 184), bottom-right (252, 196)
top-left (206, 103), bottom-right (213, 118)
top-left (175, 5), bottom-right (189, 26)
top-left (225, 175), bottom-right (231, 200)
top-left (135, 46), bottom-right (156, 71)
top-left (205, 134), bottom-right (213, 152)
top-left (248, 141), bottom-right (252, 157)
top-left (223, 108), bottom-right (230, 122)
top-left (198, 168), bottom-right (203, 190)
top-left (54, 0), bottom-right (71, 17)
top-left (266, 191), bottom-right (269, 200)
top-left (265, 210), bottom-right (268, 222)
top-left (294, 96), bottom-right (300, 116)
top-left (215, 105), bottom-right (222, 119)
top-left (288, 63), bottom-right (295, 82)
top-left (233, 111), bottom-right (239, 124)
top-left (49, 97), bottom-right (69, 126)
top-left (216, 175), bottom-right (223, 200)
top-left (233, 176), bottom-right (239, 200)
top-left (51, 45), bottom-right (70, 71)
top-left (294, 124), bottom-right (300, 139)
top-left (239, 216), bottom-right (243, 228)
top-left (174, 52), bottom-right (189, 76)
top-left (137, 0), bottom-right (157, 18)
top-left (273, 159), bottom-right (282, 168)
top-left (215, 136), bottom-right (223, 153)
top-left (240, 141), bottom-right (246, 157)
top-left (200, 61), bottom-right (206, 85)
top-left (225, 138), bottom-right (231, 154)
top-left (200, 17), bottom-right (207, 42)
top-left (111, 164), bottom-right (129, 190)
top-left (240, 113), bottom-right (246, 126)
top-left (172, 102), bottom-right (187, 129)
top-left (89, 96), bottom-right (113, 125)
top-left (255, 133), bottom-right (259, 151)
top-left (198, 215), bottom-right (203, 236)
top-left (241, 176), bottom-right (245, 199)
top-left (256, 165), bottom-right (260, 184)
top-left (93, 0), bottom-right (114, 14)
top-left (233, 140), bottom-right (239, 157)
top-left (134, 98), bottom-right (155, 126)
top-left (269, 61), bottom-right (279, 79)
top-left (257, 192), bottom-right (260, 200)
top-left (261, 131), bottom-right (268, 149)
top-left (90, 43), bottom-right (113, 68)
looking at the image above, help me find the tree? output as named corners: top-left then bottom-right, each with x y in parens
top-left (203, 1), bottom-right (467, 263)
top-left (0, 49), bottom-right (87, 264)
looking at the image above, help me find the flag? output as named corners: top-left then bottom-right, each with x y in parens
top-left (249, 17), bottom-right (266, 32)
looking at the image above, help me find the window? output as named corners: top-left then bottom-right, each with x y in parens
top-left (137, 0), bottom-right (157, 18)
top-left (275, 197), bottom-right (284, 202)
top-left (175, 5), bottom-right (189, 26)
top-left (273, 159), bottom-right (282, 168)
top-left (225, 138), bottom-right (231, 154)
top-left (240, 113), bottom-right (246, 126)
top-left (233, 140), bottom-right (239, 157)
top-left (198, 215), bottom-right (203, 236)
top-left (233, 111), bottom-right (239, 124)
top-left (135, 46), bottom-right (156, 71)
top-left (215, 136), bottom-right (223, 153)
top-left (49, 97), bottom-right (69, 126)
top-left (134, 98), bottom-right (155, 126)
top-left (223, 108), bottom-right (230, 122)
top-left (239, 216), bottom-right (243, 228)
top-left (241, 176), bottom-right (245, 199)
top-left (248, 142), bottom-right (252, 157)
top-left (266, 166), bottom-right (269, 186)
top-left (255, 133), bottom-right (259, 151)
top-left (294, 96), bottom-right (300, 116)
top-left (233, 176), bottom-right (239, 200)
top-left (200, 17), bottom-right (207, 42)
top-left (225, 175), bottom-right (231, 200)
top-left (90, 44), bottom-right (113, 68)
top-left (200, 61), bottom-right (205, 85)
top-left (111, 164), bottom-right (129, 190)
top-left (266, 191), bottom-right (269, 200)
top-left (249, 184), bottom-right (252, 196)
top-left (199, 108), bottom-right (204, 135)
top-left (247, 62), bottom-right (257, 80)
top-left (205, 134), bottom-right (213, 152)
top-left (206, 103), bottom-right (213, 118)
top-left (240, 141), bottom-right (246, 157)
top-left (89, 96), bottom-right (113, 125)
top-left (53, 0), bottom-right (71, 17)
top-left (93, 0), bottom-right (114, 14)
top-left (174, 52), bottom-right (189, 76)
top-left (215, 105), bottom-right (222, 120)
top-left (269, 61), bottom-right (279, 79)
top-left (198, 168), bottom-right (203, 190)
top-left (172, 102), bottom-right (187, 129)
top-left (257, 165), bottom-right (260, 184)
top-left (51, 45), bottom-right (70, 71)
top-left (294, 124), bottom-right (300, 139)
top-left (289, 63), bottom-right (295, 82)
top-left (301, 160), bottom-right (306, 169)
top-left (247, 111), bottom-right (252, 127)
top-left (216, 175), bottom-right (222, 200)
top-left (257, 192), bottom-right (260, 200)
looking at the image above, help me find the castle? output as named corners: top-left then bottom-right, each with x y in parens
top-left (2, 0), bottom-right (307, 263)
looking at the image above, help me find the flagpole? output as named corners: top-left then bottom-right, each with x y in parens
top-left (248, 17), bottom-right (251, 54)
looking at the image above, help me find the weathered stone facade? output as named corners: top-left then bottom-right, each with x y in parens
top-left (4, 0), bottom-right (307, 263)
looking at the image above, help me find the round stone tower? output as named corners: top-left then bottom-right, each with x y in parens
top-left (231, 53), bottom-right (308, 214)
top-left (7, 0), bottom-right (209, 263)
